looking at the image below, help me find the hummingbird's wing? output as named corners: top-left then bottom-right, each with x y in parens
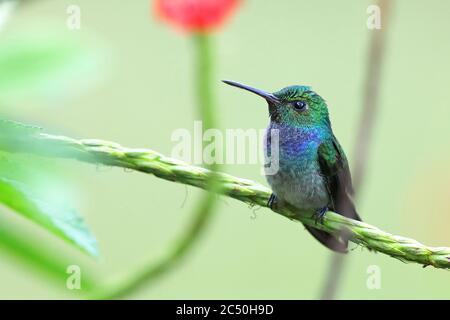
top-left (317, 136), bottom-right (361, 221)
top-left (302, 136), bottom-right (361, 253)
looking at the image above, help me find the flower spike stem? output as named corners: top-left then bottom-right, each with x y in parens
top-left (6, 131), bottom-right (450, 270)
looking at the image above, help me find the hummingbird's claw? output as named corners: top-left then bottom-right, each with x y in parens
top-left (312, 207), bottom-right (328, 225)
top-left (267, 193), bottom-right (278, 210)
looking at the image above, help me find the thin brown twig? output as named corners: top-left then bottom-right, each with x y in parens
top-left (320, 0), bottom-right (392, 300)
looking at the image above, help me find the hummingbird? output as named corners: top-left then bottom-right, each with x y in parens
top-left (223, 80), bottom-right (361, 253)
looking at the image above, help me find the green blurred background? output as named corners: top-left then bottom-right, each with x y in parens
top-left (1, 0), bottom-right (449, 299)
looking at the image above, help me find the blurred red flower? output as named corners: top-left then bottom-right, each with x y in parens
top-left (154, 0), bottom-right (241, 33)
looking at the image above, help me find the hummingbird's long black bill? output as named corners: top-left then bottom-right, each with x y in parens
top-left (222, 80), bottom-right (280, 105)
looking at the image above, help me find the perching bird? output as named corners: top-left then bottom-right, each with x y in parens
top-left (223, 80), bottom-right (361, 253)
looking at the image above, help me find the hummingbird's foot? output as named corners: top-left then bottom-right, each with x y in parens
top-left (267, 193), bottom-right (278, 210)
top-left (312, 207), bottom-right (328, 225)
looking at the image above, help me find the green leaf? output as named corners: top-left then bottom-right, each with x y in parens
top-left (0, 1), bottom-right (17, 32)
top-left (0, 34), bottom-right (100, 103)
top-left (0, 119), bottom-right (42, 151)
top-left (0, 158), bottom-right (99, 257)
top-left (0, 215), bottom-right (96, 291)
top-left (0, 119), bottom-right (42, 137)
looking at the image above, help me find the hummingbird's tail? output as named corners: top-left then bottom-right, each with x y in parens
top-left (305, 200), bottom-right (361, 253)
top-left (304, 225), bottom-right (348, 253)
top-left (305, 225), bottom-right (348, 253)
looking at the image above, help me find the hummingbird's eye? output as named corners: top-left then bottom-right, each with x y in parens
top-left (293, 101), bottom-right (308, 111)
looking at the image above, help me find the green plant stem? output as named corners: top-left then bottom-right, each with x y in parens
top-left (4, 132), bottom-right (450, 270)
top-left (91, 35), bottom-right (220, 299)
